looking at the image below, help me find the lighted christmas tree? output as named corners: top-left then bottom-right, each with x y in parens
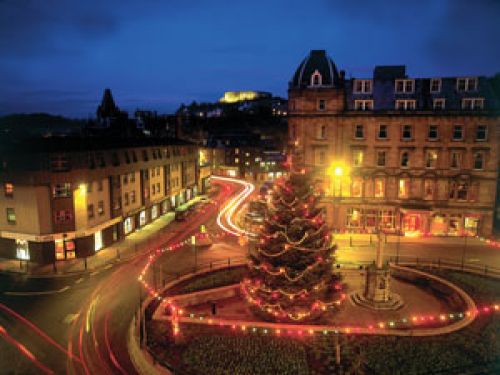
top-left (241, 171), bottom-right (344, 322)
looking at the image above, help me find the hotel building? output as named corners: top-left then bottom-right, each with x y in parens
top-left (288, 50), bottom-right (499, 237)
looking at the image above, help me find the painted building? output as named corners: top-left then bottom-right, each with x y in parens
top-left (288, 50), bottom-right (500, 237)
top-left (0, 137), bottom-right (199, 263)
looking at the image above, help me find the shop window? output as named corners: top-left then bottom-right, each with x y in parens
top-left (425, 150), bottom-right (438, 168)
top-left (65, 240), bottom-right (75, 259)
top-left (16, 239), bottom-right (29, 260)
top-left (347, 208), bottom-right (362, 228)
top-left (124, 217), bottom-right (133, 235)
top-left (379, 210), bottom-right (395, 229)
top-left (139, 210), bottom-right (146, 227)
top-left (473, 153), bottom-right (484, 170)
top-left (374, 178), bottom-right (385, 198)
top-left (94, 231), bottom-right (103, 252)
top-left (55, 239), bottom-right (65, 260)
top-left (464, 216), bottom-right (479, 236)
top-left (151, 205), bottom-right (158, 220)
top-left (4, 182), bottom-right (13, 197)
top-left (351, 178), bottom-right (363, 198)
top-left (424, 179), bottom-right (435, 200)
top-left (376, 151), bottom-right (386, 167)
top-left (398, 179), bottom-right (409, 198)
top-left (365, 210), bottom-right (377, 228)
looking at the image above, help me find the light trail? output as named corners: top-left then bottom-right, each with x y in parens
top-left (212, 176), bottom-right (255, 236)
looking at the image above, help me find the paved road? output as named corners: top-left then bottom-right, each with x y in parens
top-left (0, 179), bottom-right (245, 375)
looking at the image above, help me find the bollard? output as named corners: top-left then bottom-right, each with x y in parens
top-left (84, 257), bottom-right (88, 271)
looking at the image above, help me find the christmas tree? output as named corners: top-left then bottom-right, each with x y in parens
top-left (241, 171), bottom-right (343, 322)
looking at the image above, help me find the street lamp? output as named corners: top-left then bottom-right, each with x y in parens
top-left (327, 162), bottom-right (349, 197)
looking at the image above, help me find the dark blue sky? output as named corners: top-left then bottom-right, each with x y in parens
top-left (1, 0), bottom-right (499, 117)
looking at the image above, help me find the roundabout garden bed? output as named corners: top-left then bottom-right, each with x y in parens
top-left (146, 268), bottom-right (500, 375)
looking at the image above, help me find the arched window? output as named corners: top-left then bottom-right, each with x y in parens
top-left (311, 70), bottom-right (322, 87)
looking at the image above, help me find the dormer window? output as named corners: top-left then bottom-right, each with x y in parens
top-left (457, 77), bottom-right (478, 92)
top-left (395, 79), bottom-right (415, 93)
top-left (354, 80), bottom-right (372, 94)
top-left (311, 70), bottom-right (322, 87)
top-left (462, 98), bottom-right (484, 110)
top-left (430, 78), bottom-right (441, 93)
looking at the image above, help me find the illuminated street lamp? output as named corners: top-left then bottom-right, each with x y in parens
top-left (327, 162), bottom-right (350, 197)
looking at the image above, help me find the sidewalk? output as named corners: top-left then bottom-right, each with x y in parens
top-left (0, 196), bottom-right (204, 277)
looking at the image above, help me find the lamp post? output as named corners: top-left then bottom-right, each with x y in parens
top-left (396, 208), bottom-right (402, 265)
top-left (461, 230), bottom-right (468, 270)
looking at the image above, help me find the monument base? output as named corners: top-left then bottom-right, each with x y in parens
top-left (351, 265), bottom-right (404, 310)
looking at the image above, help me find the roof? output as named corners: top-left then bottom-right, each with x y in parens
top-left (290, 50), bottom-right (341, 89)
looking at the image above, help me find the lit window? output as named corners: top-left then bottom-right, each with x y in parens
top-left (235, 158), bottom-right (239, 163)
top-left (97, 201), bottom-right (104, 215)
top-left (428, 125), bottom-right (438, 140)
top-left (396, 100), bottom-right (416, 110)
top-left (473, 153), bottom-right (484, 170)
top-left (311, 70), bottom-right (322, 86)
top-left (433, 98), bottom-right (445, 110)
top-left (139, 210), bottom-right (146, 227)
top-left (430, 78), bottom-right (441, 93)
top-left (398, 179), bottom-right (409, 198)
top-left (378, 125), bottom-right (388, 139)
top-left (400, 152), bottom-right (410, 168)
top-left (354, 100), bottom-right (373, 111)
top-left (347, 208), bottom-right (362, 227)
top-left (351, 178), bottom-right (363, 197)
top-left (354, 124), bottom-right (364, 139)
top-left (53, 183), bottom-right (71, 198)
top-left (95, 231), bottom-right (103, 251)
top-left (16, 239), bottom-right (29, 260)
top-left (352, 150), bottom-right (364, 167)
top-left (402, 125), bottom-right (412, 140)
top-left (131, 191), bottom-right (136, 204)
top-left (6, 208), bottom-right (16, 224)
top-left (395, 79), bottom-right (414, 93)
top-left (376, 151), bottom-right (386, 167)
top-left (425, 150), bottom-right (438, 169)
top-left (318, 99), bottom-right (326, 111)
top-left (374, 178), bottom-right (385, 198)
top-left (475, 125), bottom-right (487, 141)
top-left (4, 183), bottom-right (13, 197)
top-left (452, 125), bottom-right (463, 141)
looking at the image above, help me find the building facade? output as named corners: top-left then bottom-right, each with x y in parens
top-left (288, 50), bottom-right (499, 237)
top-left (0, 138), bottom-right (199, 263)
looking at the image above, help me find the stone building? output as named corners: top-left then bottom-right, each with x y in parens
top-left (288, 50), bottom-right (499, 237)
top-left (0, 137), bottom-right (199, 263)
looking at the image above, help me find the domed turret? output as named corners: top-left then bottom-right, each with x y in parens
top-left (290, 50), bottom-right (341, 89)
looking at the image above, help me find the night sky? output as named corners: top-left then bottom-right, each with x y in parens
top-left (1, 0), bottom-right (499, 117)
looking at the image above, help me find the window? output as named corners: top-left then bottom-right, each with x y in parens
top-left (376, 151), bottom-right (386, 167)
top-left (50, 154), bottom-right (70, 172)
top-left (452, 125), bottom-right (463, 141)
top-left (433, 98), bottom-right (445, 110)
top-left (426, 150), bottom-right (438, 168)
top-left (4, 183), bottom-right (13, 197)
top-left (354, 79), bottom-right (372, 93)
top-left (402, 125), bottom-right (412, 140)
top-left (124, 192), bottom-right (129, 206)
top-left (396, 100), bottom-right (416, 110)
top-left (457, 182), bottom-right (468, 201)
top-left (97, 180), bottom-right (103, 192)
top-left (53, 183), bottom-right (71, 198)
top-left (378, 125), bottom-right (388, 139)
top-left (54, 210), bottom-right (72, 224)
top-left (351, 178), bottom-right (363, 197)
top-left (424, 179), bottom-right (435, 200)
top-left (317, 150), bottom-right (326, 165)
top-left (123, 174), bottom-right (128, 185)
top-left (156, 167), bottom-right (161, 176)
top-left (131, 151), bottom-right (138, 163)
top-left (430, 78), bottom-right (441, 93)
top-left (457, 77), bottom-right (478, 92)
top-left (354, 100), bottom-right (373, 110)
top-left (151, 168), bottom-right (155, 177)
top-left (16, 239), bottom-right (29, 260)
top-left (87, 204), bottom-right (94, 219)
top-left (130, 191), bottom-right (136, 204)
top-left (142, 149), bottom-right (149, 161)
top-left (473, 153), bottom-right (484, 170)
top-left (462, 98), bottom-right (484, 110)
top-left (97, 201), bottom-right (104, 216)
top-left (6, 208), bottom-right (16, 224)
top-left (317, 124), bottom-right (326, 139)
top-left (374, 178), bottom-right (385, 198)
top-left (95, 231), bottom-right (103, 251)
top-left (352, 150), bottom-right (364, 167)
top-left (450, 152), bottom-right (461, 169)
top-left (235, 158), bottom-right (239, 164)
top-left (428, 125), bottom-right (438, 140)
top-left (311, 70), bottom-right (322, 86)
top-left (354, 125), bottom-right (364, 139)
top-left (130, 173), bottom-right (136, 183)
top-left (398, 179), bottom-right (410, 198)
top-left (156, 182), bottom-right (161, 195)
top-left (347, 208), bottom-right (362, 227)
top-left (400, 152), bottom-right (410, 168)
top-left (87, 182), bottom-right (93, 193)
top-left (476, 125), bottom-right (487, 141)
top-left (318, 99), bottom-right (326, 111)
top-left (395, 79), bottom-right (414, 93)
